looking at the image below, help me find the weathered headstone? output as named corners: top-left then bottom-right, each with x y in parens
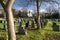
top-left (4, 21), bottom-right (7, 31)
top-left (31, 19), bottom-right (35, 28)
top-left (52, 22), bottom-right (59, 31)
top-left (41, 19), bottom-right (44, 28)
top-left (25, 21), bottom-right (29, 29)
top-left (0, 20), bottom-right (2, 23)
top-left (44, 19), bottom-right (48, 26)
top-left (58, 19), bottom-right (60, 22)
top-left (18, 22), bottom-right (27, 34)
top-left (18, 18), bottom-right (21, 24)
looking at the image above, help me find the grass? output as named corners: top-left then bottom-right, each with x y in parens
top-left (0, 23), bottom-right (4, 29)
top-left (0, 20), bottom-right (60, 40)
top-left (43, 21), bottom-right (53, 31)
top-left (16, 29), bottom-right (42, 40)
top-left (0, 32), bottom-right (8, 40)
top-left (16, 20), bottom-right (60, 40)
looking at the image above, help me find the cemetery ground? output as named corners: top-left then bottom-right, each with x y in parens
top-left (0, 19), bottom-right (60, 40)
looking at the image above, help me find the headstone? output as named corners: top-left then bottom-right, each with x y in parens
top-left (52, 19), bottom-right (56, 22)
top-left (18, 22), bottom-right (27, 34)
top-left (4, 21), bottom-right (7, 31)
top-left (44, 19), bottom-right (48, 26)
top-left (31, 19), bottom-right (35, 28)
top-left (41, 19), bottom-right (44, 28)
top-left (18, 26), bottom-right (27, 34)
top-left (25, 21), bottom-right (29, 29)
top-left (58, 19), bottom-right (60, 22)
top-left (41, 19), bottom-right (48, 28)
top-left (52, 22), bottom-right (59, 31)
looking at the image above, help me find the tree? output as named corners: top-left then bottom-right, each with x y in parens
top-left (0, 0), bottom-right (16, 40)
top-left (30, 0), bottom-right (59, 29)
top-left (52, 12), bottom-right (59, 18)
top-left (36, 0), bottom-right (41, 29)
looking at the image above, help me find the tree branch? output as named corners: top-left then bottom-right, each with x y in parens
top-left (0, 0), bottom-right (6, 8)
top-left (6, 0), bottom-right (15, 9)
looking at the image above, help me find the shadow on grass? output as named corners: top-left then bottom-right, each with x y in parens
top-left (43, 29), bottom-right (60, 32)
top-left (16, 33), bottom-right (26, 35)
top-left (0, 28), bottom-right (3, 30)
top-left (0, 28), bottom-right (6, 32)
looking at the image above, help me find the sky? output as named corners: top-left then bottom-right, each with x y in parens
top-left (0, 0), bottom-right (60, 13)
top-left (13, 0), bottom-right (60, 13)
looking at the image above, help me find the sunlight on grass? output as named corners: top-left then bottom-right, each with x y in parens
top-left (0, 23), bottom-right (4, 29)
top-left (0, 19), bottom-right (60, 40)
top-left (44, 21), bottom-right (53, 31)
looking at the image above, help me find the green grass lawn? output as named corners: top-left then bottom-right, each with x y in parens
top-left (16, 20), bottom-right (60, 40)
top-left (0, 20), bottom-right (60, 40)
top-left (0, 23), bottom-right (4, 29)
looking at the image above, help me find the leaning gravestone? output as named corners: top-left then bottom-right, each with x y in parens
top-left (52, 22), bottom-right (59, 31)
top-left (18, 18), bottom-right (21, 24)
top-left (58, 19), bottom-right (60, 22)
top-left (4, 21), bottom-right (7, 31)
top-left (44, 19), bottom-right (48, 26)
top-left (18, 22), bottom-right (27, 35)
top-left (41, 19), bottom-right (45, 28)
top-left (18, 26), bottom-right (26, 34)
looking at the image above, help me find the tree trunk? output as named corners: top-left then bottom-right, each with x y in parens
top-left (5, 9), bottom-right (16, 40)
top-left (36, 0), bottom-right (41, 29)
top-left (0, 0), bottom-right (16, 40)
top-left (5, 0), bottom-right (16, 40)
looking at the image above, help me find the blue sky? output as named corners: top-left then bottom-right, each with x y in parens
top-left (0, 0), bottom-right (60, 13)
top-left (13, 0), bottom-right (60, 13)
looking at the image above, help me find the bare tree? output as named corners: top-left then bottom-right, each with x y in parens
top-left (0, 0), bottom-right (16, 40)
top-left (36, 0), bottom-right (41, 29)
top-left (30, 0), bottom-right (59, 29)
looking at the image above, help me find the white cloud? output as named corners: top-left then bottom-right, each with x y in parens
top-left (40, 9), bottom-right (47, 13)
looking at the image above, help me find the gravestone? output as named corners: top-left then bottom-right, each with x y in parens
top-left (18, 22), bottom-right (27, 34)
top-left (41, 19), bottom-right (45, 28)
top-left (44, 19), bottom-right (48, 26)
top-left (18, 18), bottom-right (21, 24)
top-left (25, 21), bottom-right (29, 29)
top-left (31, 19), bottom-right (35, 28)
top-left (18, 26), bottom-right (26, 34)
top-left (4, 21), bottom-right (7, 31)
top-left (0, 20), bottom-right (2, 23)
top-left (41, 19), bottom-right (44, 28)
top-left (52, 19), bottom-right (56, 21)
top-left (58, 19), bottom-right (60, 22)
top-left (52, 22), bottom-right (59, 31)
top-left (41, 19), bottom-right (48, 28)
